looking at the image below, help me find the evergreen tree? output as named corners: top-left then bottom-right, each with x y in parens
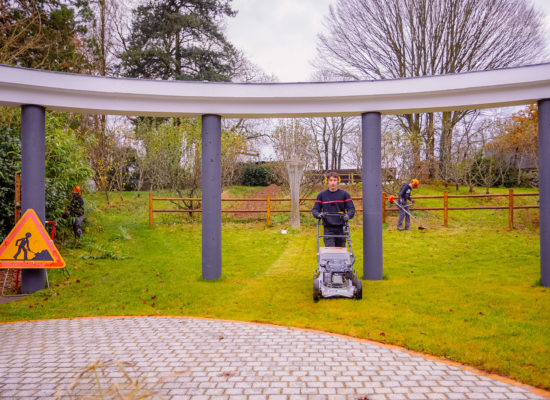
top-left (119, 0), bottom-right (237, 81)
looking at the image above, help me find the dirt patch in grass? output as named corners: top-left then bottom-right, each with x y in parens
top-left (232, 184), bottom-right (281, 218)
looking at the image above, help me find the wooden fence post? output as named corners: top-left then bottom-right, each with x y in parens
top-left (444, 191), bottom-right (448, 227)
top-left (509, 188), bottom-right (514, 230)
top-left (149, 192), bottom-right (153, 226)
top-left (382, 192), bottom-right (386, 223)
top-left (266, 194), bottom-right (271, 226)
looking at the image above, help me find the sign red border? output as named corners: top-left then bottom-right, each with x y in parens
top-left (0, 209), bottom-right (65, 269)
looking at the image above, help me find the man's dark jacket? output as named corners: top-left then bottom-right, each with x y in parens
top-left (311, 189), bottom-right (355, 225)
top-left (69, 194), bottom-right (84, 217)
top-left (398, 183), bottom-right (412, 204)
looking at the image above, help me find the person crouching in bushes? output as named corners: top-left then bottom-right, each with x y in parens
top-left (67, 185), bottom-right (84, 240)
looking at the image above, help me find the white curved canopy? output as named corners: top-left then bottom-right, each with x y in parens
top-left (0, 63), bottom-right (549, 118)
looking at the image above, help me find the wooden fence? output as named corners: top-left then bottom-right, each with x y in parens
top-left (149, 189), bottom-right (539, 229)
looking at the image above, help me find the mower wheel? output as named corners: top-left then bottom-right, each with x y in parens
top-left (313, 279), bottom-right (320, 302)
top-left (354, 280), bottom-right (362, 300)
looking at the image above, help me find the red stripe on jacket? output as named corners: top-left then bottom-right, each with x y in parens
top-left (314, 199), bottom-right (353, 204)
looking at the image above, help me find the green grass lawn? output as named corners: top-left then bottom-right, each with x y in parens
top-left (0, 188), bottom-right (548, 390)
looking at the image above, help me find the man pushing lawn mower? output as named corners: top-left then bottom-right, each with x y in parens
top-left (311, 171), bottom-right (361, 301)
top-left (312, 171), bottom-right (355, 246)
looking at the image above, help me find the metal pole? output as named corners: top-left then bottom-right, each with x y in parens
top-left (362, 112), bottom-right (383, 280)
top-left (538, 99), bottom-right (550, 287)
top-left (201, 114), bottom-right (222, 280)
top-left (20, 105), bottom-right (46, 293)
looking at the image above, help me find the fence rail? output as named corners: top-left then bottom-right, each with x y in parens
top-left (149, 189), bottom-right (539, 229)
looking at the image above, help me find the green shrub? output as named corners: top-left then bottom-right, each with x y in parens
top-left (0, 118), bottom-right (21, 238)
top-left (241, 163), bottom-right (272, 186)
top-left (45, 113), bottom-right (93, 240)
top-left (0, 109), bottom-right (92, 240)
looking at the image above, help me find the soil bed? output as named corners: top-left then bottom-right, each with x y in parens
top-left (231, 184), bottom-right (281, 218)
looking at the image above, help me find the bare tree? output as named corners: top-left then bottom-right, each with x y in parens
top-left (347, 127), bottom-right (363, 171)
top-left (446, 111), bottom-right (511, 192)
top-left (270, 118), bottom-right (319, 202)
top-left (85, 0), bottom-right (133, 77)
top-left (86, 117), bottom-right (116, 203)
top-left (0, 1), bottom-right (45, 66)
top-left (222, 51), bottom-right (277, 172)
top-left (307, 71), bottom-right (360, 171)
top-left (78, 0), bottom-right (134, 200)
top-left (221, 129), bottom-right (250, 187)
top-left (270, 119), bottom-right (318, 229)
top-left (316, 0), bottom-right (546, 178)
top-left (271, 119), bottom-right (318, 171)
top-left (309, 116), bottom-right (359, 170)
top-left (381, 120), bottom-right (420, 194)
top-left (486, 105), bottom-right (539, 186)
top-left (110, 128), bottom-right (136, 200)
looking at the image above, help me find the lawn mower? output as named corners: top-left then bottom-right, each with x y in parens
top-left (313, 213), bottom-right (362, 301)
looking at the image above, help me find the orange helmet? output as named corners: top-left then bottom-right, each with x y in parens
top-left (72, 185), bottom-right (82, 195)
top-left (411, 179), bottom-right (420, 187)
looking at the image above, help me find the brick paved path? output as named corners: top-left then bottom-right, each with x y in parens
top-left (0, 317), bottom-right (547, 400)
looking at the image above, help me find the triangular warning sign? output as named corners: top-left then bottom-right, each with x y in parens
top-left (0, 209), bottom-right (65, 269)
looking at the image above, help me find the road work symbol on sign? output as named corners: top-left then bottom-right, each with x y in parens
top-left (0, 209), bottom-right (65, 269)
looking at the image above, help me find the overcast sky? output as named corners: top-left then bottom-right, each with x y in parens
top-left (226, 0), bottom-right (550, 82)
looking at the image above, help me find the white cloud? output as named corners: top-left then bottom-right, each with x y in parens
top-left (226, 0), bottom-right (335, 82)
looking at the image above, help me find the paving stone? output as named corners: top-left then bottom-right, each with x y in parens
top-left (408, 395), bottom-right (428, 400)
top-left (0, 316), bottom-right (547, 400)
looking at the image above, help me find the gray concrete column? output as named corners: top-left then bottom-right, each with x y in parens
top-left (538, 99), bottom-right (550, 287)
top-left (362, 112), bottom-right (383, 280)
top-left (201, 114), bottom-right (222, 280)
top-left (20, 105), bottom-right (46, 293)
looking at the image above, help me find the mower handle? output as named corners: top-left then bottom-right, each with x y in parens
top-left (316, 212), bottom-right (355, 266)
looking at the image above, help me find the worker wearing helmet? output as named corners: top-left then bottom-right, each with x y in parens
top-left (312, 171), bottom-right (355, 247)
top-left (68, 185), bottom-right (84, 240)
top-left (397, 179), bottom-right (419, 231)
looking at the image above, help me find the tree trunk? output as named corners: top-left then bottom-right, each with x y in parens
top-left (331, 126), bottom-right (337, 170)
top-left (516, 153), bottom-right (523, 186)
top-left (337, 117), bottom-right (344, 169)
top-left (175, 30), bottom-right (181, 76)
top-left (323, 119), bottom-right (329, 170)
top-left (439, 111), bottom-right (453, 180)
top-left (100, 1), bottom-right (106, 75)
top-left (409, 114), bottom-right (422, 178)
top-left (425, 112), bottom-right (436, 178)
